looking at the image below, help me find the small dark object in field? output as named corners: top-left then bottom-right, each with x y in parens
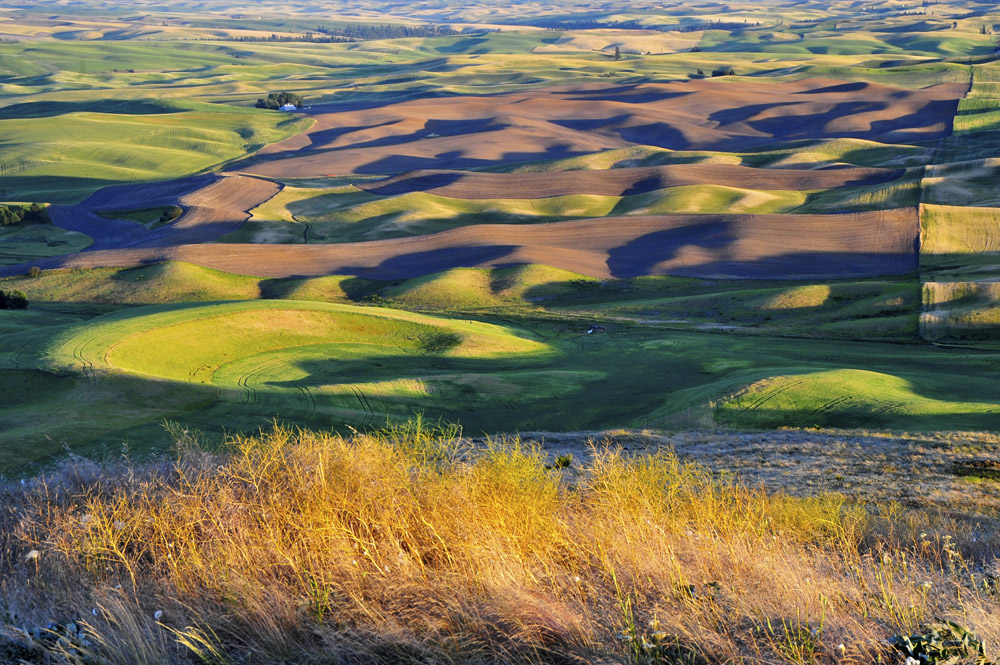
top-left (891, 621), bottom-right (995, 665)
top-left (952, 460), bottom-right (1000, 481)
top-left (0, 289), bottom-right (28, 309)
top-left (552, 454), bottom-right (572, 469)
top-left (27, 265), bottom-right (41, 278)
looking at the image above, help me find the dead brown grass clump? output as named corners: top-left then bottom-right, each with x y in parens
top-left (2, 421), bottom-right (999, 664)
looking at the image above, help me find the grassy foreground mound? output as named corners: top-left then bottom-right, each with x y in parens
top-left (3, 423), bottom-right (999, 664)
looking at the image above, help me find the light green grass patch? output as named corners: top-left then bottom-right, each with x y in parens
top-left (49, 300), bottom-right (549, 384)
top-left (717, 368), bottom-right (999, 430)
top-left (0, 100), bottom-right (310, 203)
top-left (921, 204), bottom-right (1000, 257)
top-left (921, 281), bottom-right (1000, 342)
top-left (567, 280), bottom-right (919, 340)
top-left (0, 223), bottom-right (92, 266)
top-left (0, 261), bottom-right (260, 304)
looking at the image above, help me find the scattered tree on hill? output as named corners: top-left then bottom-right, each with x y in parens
top-left (255, 92), bottom-right (304, 110)
top-left (0, 203), bottom-right (46, 226)
top-left (711, 66), bottom-right (736, 77)
top-left (0, 289), bottom-right (28, 309)
top-left (27, 266), bottom-right (41, 278)
top-left (614, 46), bottom-right (621, 61)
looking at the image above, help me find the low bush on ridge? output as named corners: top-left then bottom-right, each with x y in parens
top-left (2, 422), bottom-right (999, 664)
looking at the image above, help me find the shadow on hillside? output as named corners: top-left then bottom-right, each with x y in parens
top-left (0, 99), bottom-right (183, 119)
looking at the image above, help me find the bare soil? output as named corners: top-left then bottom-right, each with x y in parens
top-left (20, 208), bottom-right (918, 280)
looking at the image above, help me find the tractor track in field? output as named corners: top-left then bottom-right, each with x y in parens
top-left (735, 378), bottom-right (810, 412)
top-left (810, 395), bottom-right (853, 416)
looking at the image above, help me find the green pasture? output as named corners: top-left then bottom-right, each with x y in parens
top-left (922, 281), bottom-right (1000, 343)
top-left (3, 1), bottom-right (1000, 475)
top-left (0, 223), bottom-right (92, 266)
top-left (715, 368), bottom-right (999, 430)
top-left (0, 99), bottom-right (310, 203)
top-left (558, 279), bottom-right (920, 341)
top-left (1, 294), bottom-right (998, 472)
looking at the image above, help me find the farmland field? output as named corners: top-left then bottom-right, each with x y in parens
top-left (9, 2), bottom-right (1000, 664)
top-left (0, 0), bottom-right (999, 469)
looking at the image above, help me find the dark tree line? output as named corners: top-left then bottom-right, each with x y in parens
top-left (313, 23), bottom-right (457, 40)
top-left (0, 289), bottom-right (28, 310)
top-left (498, 19), bottom-right (759, 33)
top-left (0, 203), bottom-right (46, 227)
top-left (214, 24), bottom-right (459, 44)
top-left (220, 33), bottom-right (351, 43)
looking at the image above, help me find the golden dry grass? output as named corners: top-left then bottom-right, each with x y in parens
top-left (3, 423), bottom-right (1000, 664)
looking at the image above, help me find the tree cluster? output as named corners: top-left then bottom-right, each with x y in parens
top-left (218, 33), bottom-right (350, 44)
top-left (514, 18), bottom-right (759, 33)
top-left (0, 203), bottom-right (46, 227)
top-left (711, 66), bottom-right (736, 77)
top-left (0, 289), bottom-right (28, 309)
top-left (256, 92), bottom-right (304, 110)
top-left (159, 206), bottom-right (183, 225)
top-left (313, 23), bottom-right (456, 40)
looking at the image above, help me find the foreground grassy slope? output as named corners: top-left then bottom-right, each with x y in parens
top-left (3, 424), bottom-right (1000, 664)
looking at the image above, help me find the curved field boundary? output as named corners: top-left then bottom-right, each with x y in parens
top-left (20, 208), bottom-right (919, 281)
top-left (357, 164), bottom-right (904, 199)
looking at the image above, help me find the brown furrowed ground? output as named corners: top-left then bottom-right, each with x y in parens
top-left (356, 163), bottom-right (904, 199)
top-left (242, 78), bottom-right (966, 177)
top-left (18, 208), bottom-right (918, 280)
top-left (5, 78), bottom-right (943, 282)
top-left (45, 174), bottom-right (281, 251)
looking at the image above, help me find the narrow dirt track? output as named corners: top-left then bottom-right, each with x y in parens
top-left (14, 209), bottom-right (918, 281)
top-left (357, 164), bottom-right (904, 199)
top-left (241, 78), bottom-right (966, 178)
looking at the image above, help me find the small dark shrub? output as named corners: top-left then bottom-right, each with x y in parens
top-left (891, 621), bottom-right (996, 665)
top-left (0, 289), bottom-right (28, 309)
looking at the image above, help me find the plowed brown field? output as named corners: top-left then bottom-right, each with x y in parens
top-left (28, 208), bottom-right (918, 280)
top-left (356, 164), bottom-right (903, 199)
top-left (242, 78), bottom-right (964, 178)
